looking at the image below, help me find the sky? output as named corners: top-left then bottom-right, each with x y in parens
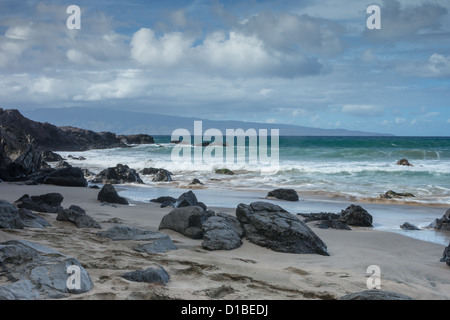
top-left (0, 0), bottom-right (449, 136)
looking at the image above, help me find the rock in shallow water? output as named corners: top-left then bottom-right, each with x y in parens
top-left (97, 184), bottom-right (129, 205)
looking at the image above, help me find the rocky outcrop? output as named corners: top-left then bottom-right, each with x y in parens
top-left (0, 240), bottom-right (92, 299)
top-left (236, 202), bottom-right (329, 256)
top-left (202, 216), bottom-right (242, 251)
top-left (0, 109), bottom-right (156, 182)
top-left (159, 206), bottom-right (215, 239)
top-left (41, 150), bottom-right (64, 162)
top-left (97, 184), bottom-right (129, 205)
top-left (0, 125), bottom-right (42, 181)
top-left (118, 134), bottom-right (155, 145)
top-left (152, 169), bottom-right (173, 182)
top-left (427, 209), bottom-right (450, 231)
top-left (339, 204), bottom-right (373, 227)
top-left (266, 188), bottom-right (299, 201)
top-left (0, 200), bottom-right (25, 229)
top-left (91, 164), bottom-right (143, 184)
top-left (57, 205), bottom-right (101, 229)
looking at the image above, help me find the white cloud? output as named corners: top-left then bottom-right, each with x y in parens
top-left (131, 28), bottom-right (192, 67)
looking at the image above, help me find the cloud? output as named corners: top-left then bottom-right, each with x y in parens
top-left (363, 0), bottom-right (448, 42)
top-left (130, 27), bottom-right (324, 78)
top-left (341, 105), bottom-right (384, 117)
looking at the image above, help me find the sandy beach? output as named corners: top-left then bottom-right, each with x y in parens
top-left (0, 182), bottom-right (449, 301)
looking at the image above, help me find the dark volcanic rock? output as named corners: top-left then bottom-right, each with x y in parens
top-left (400, 222), bottom-right (420, 231)
top-left (339, 204), bottom-right (373, 227)
top-left (427, 209), bottom-right (450, 231)
top-left (236, 202), bottom-right (329, 256)
top-left (118, 134), bottom-right (155, 145)
top-left (150, 196), bottom-right (177, 208)
top-left (97, 184), bottom-right (129, 205)
top-left (152, 169), bottom-right (173, 182)
top-left (41, 150), bottom-right (64, 162)
top-left (216, 212), bottom-right (245, 238)
top-left (298, 212), bottom-right (341, 222)
top-left (15, 193), bottom-right (64, 214)
top-left (397, 159), bottom-right (413, 166)
top-left (215, 168), bottom-right (234, 175)
top-left (122, 266), bottom-right (169, 285)
top-left (159, 206), bottom-right (215, 239)
top-left (202, 216), bottom-right (242, 251)
top-left (266, 188), bottom-right (299, 201)
top-left (57, 205), bottom-right (101, 229)
top-left (380, 190), bottom-right (415, 199)
top-left (315, 218), bottom-right (352, 230)
top-left (340, 290), bottom-right (413, 300)
top-left (174, 190), bottom-right (207, 211)
top-left (0, 108), bottom-right (154, 152)
top-left (0, 240), bottom-right (92, 299)
top-left (18, 208), bottom-right (51, 229)
top-left (91, 164), bottom-right (143, 184)
top-left (0, 125), bottom-right (42, 181)
top-left (0, 200), bottom-right (25, 229)
top-left (40, 167), bottom-right (87, 187)
top-left (440, 243), bottom-right (450, 267)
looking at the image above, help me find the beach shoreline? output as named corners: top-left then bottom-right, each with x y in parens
top-left (0, 182), bottom-right (449, 300)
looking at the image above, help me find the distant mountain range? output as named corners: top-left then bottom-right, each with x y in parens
top-left (22, 107), bottom-right (393, 137)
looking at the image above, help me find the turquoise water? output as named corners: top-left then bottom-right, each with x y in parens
top-left (58, 136), bottom-right (450, 205)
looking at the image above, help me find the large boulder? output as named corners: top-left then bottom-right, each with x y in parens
top-left (159, 206), bottom-right (215, 239)
top-left (57, 205), bottom-right (101, 229)
top-left (28, 167), bottom-right (88, 187)
top-left (0, 240), bottom-right (92, 299)
top-left (0, 125), bottom-right (42, 181)
top-left (15, 193), bottom-right (64, 214)
top-left (91, 164), bottom-right (143, 184)
top-left (97, 184), bottom-right (129, 205)
top-left (236, 202), bottom-right (329, 256)
top-left (0, 200), bottom-right (25, 229)
top-left (266, 188), bottom-right (299, 201)
top-left (202, 216), bottom-right (242, 251)
top-left (339, 204), bottom-right (373, 227)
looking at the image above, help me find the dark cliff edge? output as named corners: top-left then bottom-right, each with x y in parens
top-left (0, 108), bottom-right (154, 181)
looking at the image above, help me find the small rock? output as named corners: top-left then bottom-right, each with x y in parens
top-left (266, 188), bottom-right (299, 201)
top-left (315, 218), bottom-right (352, 230)
top-left (57, 205), bottom-right (101, 229)
top-left (189, 178), bottom-right (204, 185)
top-left (133, 236), bottom-right (178, 254)
top-left (397, 159), bottom-right (413, 166)
top-left (380, 190), bottom-right (415, 199)
top-left (400, 222), bottom-right (420, 231)
top-left (152, 169), bottom-right (172, 182)
top-left (97, 225), bottom-right (168, 241)
top-left (215, 168), bottom-right (234, 175)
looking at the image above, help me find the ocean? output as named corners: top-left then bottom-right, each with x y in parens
top-left (56, 136), bottom-right (450, 245)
